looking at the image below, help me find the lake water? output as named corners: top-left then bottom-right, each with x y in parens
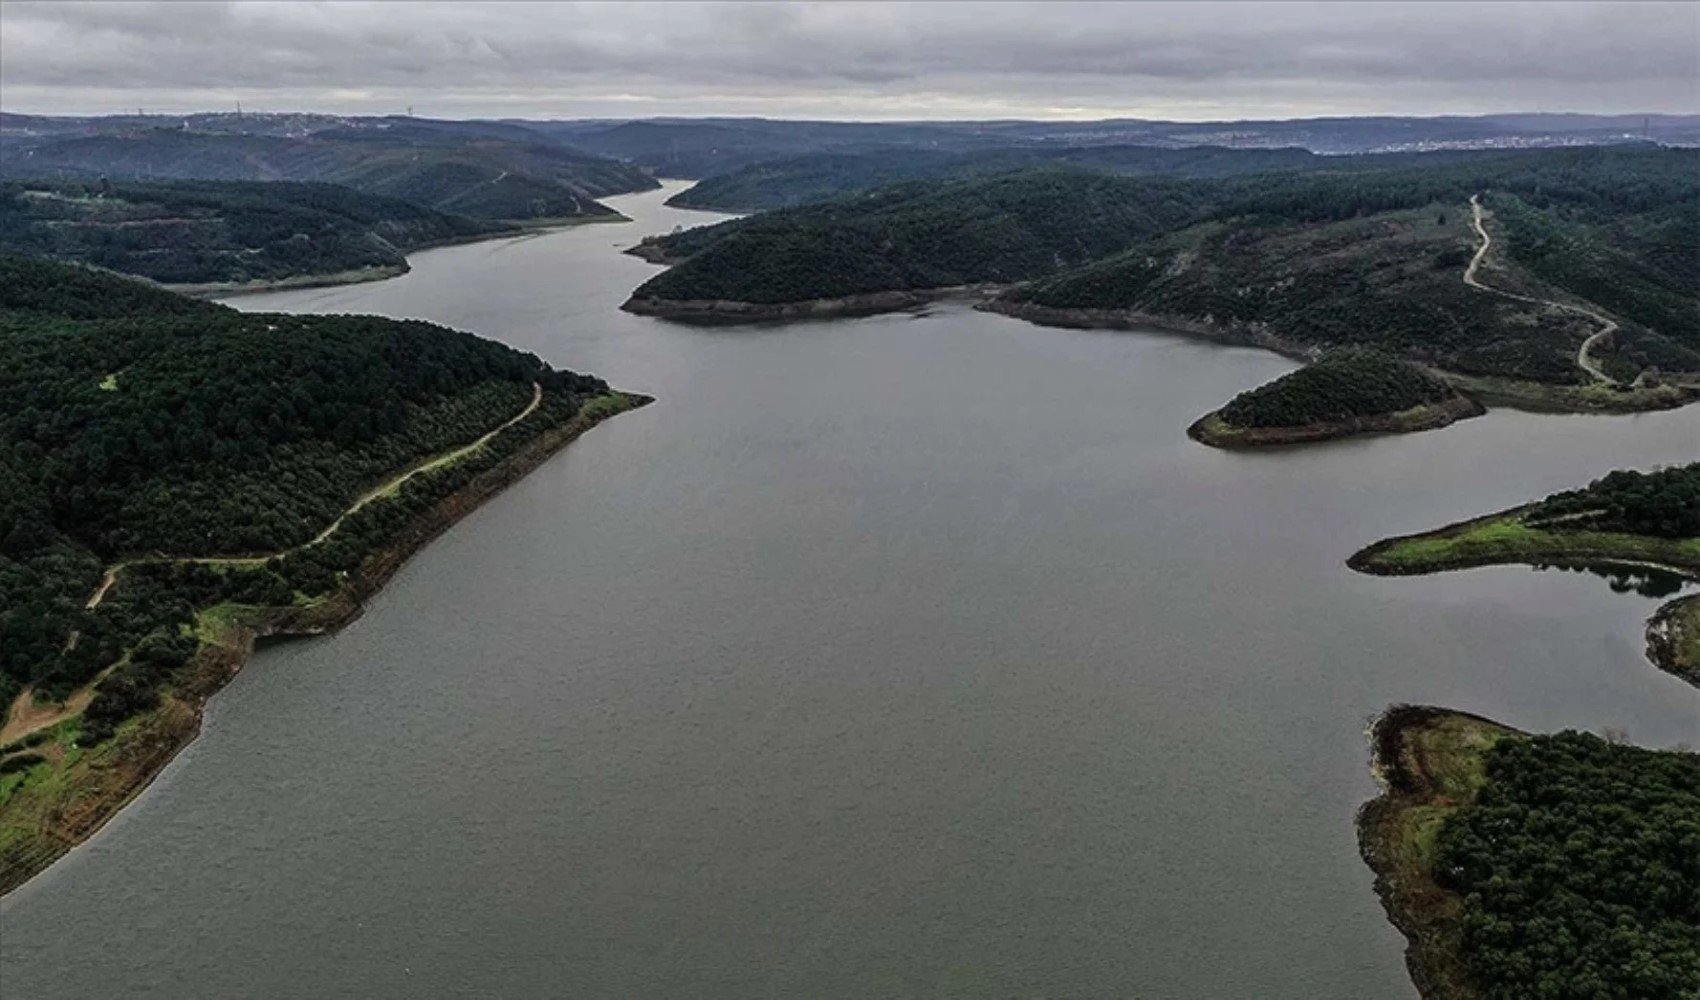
top-left (3, 181), bottom-right (1696, 998)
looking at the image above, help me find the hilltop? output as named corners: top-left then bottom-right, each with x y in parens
top-left (1, 179), bottom-right (517, 290)
top-left (0, 121), bottom-right (658, 224)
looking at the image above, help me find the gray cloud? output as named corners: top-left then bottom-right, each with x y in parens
top-left (2, 1), bottom-right (1695, 119)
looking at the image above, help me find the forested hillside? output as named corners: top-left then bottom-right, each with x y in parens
top-left (1524, 464), bottom-right (1700, 538)
top-left (1436, 732), bottom-right (1700, 998)
top-left (0, 124), bottom-right (658, 223)
top-left (631, 147), bottom-right (1698, 400)
top-left (1, 180), bottom-right (514, 286)
top-left (0, 256), bottom-right (618, 713)
top-left (629, 169), bottom-right (1212, 306)
top-left (1218, 349), bottom-right (1462, 427)
top-left (668, 145), bottom-right (1332, 211)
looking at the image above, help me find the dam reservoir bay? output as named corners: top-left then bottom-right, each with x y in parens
top-left (3, 181), bottom-right (1696, 998)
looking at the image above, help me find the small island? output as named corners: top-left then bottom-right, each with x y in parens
top-left (1349, 463), bottom-right (1700, 682)
top-left (1188, 348), bottom-right (1484, 447)
top-left (0, 257), bottom-right (648, 893)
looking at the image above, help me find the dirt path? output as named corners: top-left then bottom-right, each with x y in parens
top-left (83, 382), bottom-right (541, 611)
top-left (6, 383), bottom-right (545, 749)
top-left (0, 661), bottom-right (120, 747)
top-left (1466, 194), bottom-right (1619, 386)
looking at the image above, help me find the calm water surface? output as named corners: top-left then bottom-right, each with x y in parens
top-left (3, 182), bottom-right (1697, 998)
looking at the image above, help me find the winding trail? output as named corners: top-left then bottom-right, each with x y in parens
top-left (0, 383), bottom-right (545, 749)
top-left (83, 382), bottom-right (542, 611)
top-left (1466, 194), bottom-right (1619, 386)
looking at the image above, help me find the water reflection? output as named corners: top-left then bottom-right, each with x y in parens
top-left (1533, 561), bottom-right (1694, 599)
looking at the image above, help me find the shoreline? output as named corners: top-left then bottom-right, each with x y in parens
top-left (1357, 705), bottom-right (1521, 1000)
top-left (175, 213), bottom-right (632, 299)
top-left (618, 279), bottom-right (1696, 419)
top-left (621, 284), bottom-right (1006, 323)
top-left (1348, 508), bottom-right (1700, 685)
top-left (1186, 393), bottom-right (1486, 449)
top-left (978, 297), bottom-right (1319, 363)
top-left (0, 390), bottom-right (651, 897)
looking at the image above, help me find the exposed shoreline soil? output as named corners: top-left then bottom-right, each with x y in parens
top-left (1357, 705), bottom-right (1520, 1000)
top-left (0, 391), bottom-right (650, 896)
top-left (1646, 594), bottom-right (1700, 685)
top-left (173, 215), bottom-right (631, 299)
top-left (621, 284), bottom-right (1006, 323)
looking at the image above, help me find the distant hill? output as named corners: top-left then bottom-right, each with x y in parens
top-left (0, 124), bottom-right (659, 223)
top-left (629, 168), bottom-right (1211, 310)
top-left (525, 113), bottom-right (1700, 178)
top-left (629, 148), bottom-right (1700, 396)
top-left (1003, 151), bottom-right (1700, 384)
top-left (0, 179), bottom-right (515, 287)
top-left (667, 145), bottom-right (1330, 211)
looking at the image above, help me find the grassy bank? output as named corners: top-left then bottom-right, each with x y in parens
top-left (1359, 706), bottom-right (1520, 1000)
top-left (1359, 706), bottom-right (1700, 999)
top-left (0, 390), bottom-right (649, 895)
top-left (1349, 509), bottom-right (1700, 684)
top-left (1350, 510), bottom-right (1700, 579)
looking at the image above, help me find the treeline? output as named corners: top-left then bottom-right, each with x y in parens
top-left (1218, 349), bottom-right (1457, 428)
top-left (1436, 732), bottom-right (1700, 999)
top-left (0, 256), bottom-right (611, 708)
top-left (0, 122), bottom-right (657, 223)
top-left (633, 169), bottom-right (1212, 304)
top-left (1527, 463), bottom-right (1700, 539)
top-left (1, 179), bottom-right (513, 285)
top-left (636, 147), bottom-right (1698, 384)
top-left (668, 144), bottom-right (1335, 212)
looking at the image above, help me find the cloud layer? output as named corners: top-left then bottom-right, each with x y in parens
top-left (3, 1), bottom-right (1695, 120)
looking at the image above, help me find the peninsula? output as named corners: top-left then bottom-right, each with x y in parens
top-left (0, 257), bottom-right (648, 893)
top-left (1349, 463), bottom-right (1700, 682)
top-left (1187, 348), bottom-right (1484, 448)
top-left (1359, 705), bottom-right (1700, 999)
top-left (626, 148), bottom-right (1699, 441)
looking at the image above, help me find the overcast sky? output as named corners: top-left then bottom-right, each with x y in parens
top-left (2, 1), bottom-right (1695, 121)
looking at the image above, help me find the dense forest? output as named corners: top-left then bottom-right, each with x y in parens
top-left (530, 113), bottom-right (1700, 177)
top-left (1524, 463), bottom-right (1700, 539)
top-left (631, 169), bottom-right (1213, 304)
top-left (0, 256), bottom-right (614, 716)
top-left (667, 145), bottom-right (1336, 211)
top-left (1, 179), bottom-right (513, 285)
top-left (0, 123), bottom-right (657, 223)
top-left (1216, 349), bottom-right (1459, 428)
top-left (632, 148), bottom-right (1700, 386)
top-left (1435, 732), bottom-right (1700, 999)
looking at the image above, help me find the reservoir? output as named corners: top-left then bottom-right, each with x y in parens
top-left (3, 181), bottom-right (1696, 998)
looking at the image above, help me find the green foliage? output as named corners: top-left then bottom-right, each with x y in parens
top-left (1007, 149), bottom-right (1700, 382)
top-left (669, 145), bottom-right (1332, 212)
top-left (0, 124), bottom-right (657, 222)
top-left (0, 180), bottom-right (514, 285)
top-left (1436, 732), bottom-right (1700, 999)
top-left (1527, 464), bottom-right (1700, 539)
top-left (641, 147), bottom-right (1698, 384)
top-left (1219, 349), bottom-right (1457, 427)
top-left (635, 168), bottom-right (1212, 303)
top-left (0, 256), bottom-right (611, 709)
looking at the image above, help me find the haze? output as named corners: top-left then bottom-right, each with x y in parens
top-left (2, 0), bottom-right (1696, 121)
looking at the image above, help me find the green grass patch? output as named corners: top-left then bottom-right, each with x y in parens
top-left (1363, 514), bottom-right (1700, 575)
